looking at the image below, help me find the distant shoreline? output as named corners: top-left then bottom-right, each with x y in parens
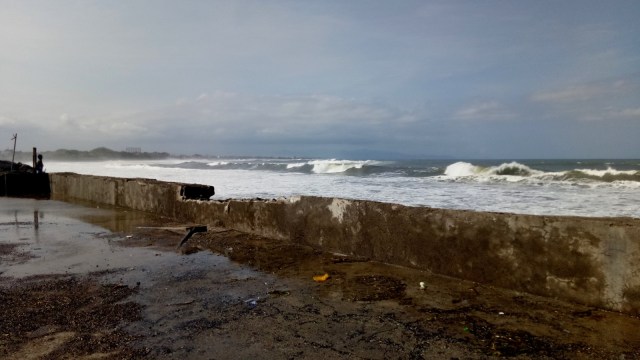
top-left (0, 147), bottom-right (170, 162)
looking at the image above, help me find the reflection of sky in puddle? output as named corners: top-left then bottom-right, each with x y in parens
top-left (1, 198), bottom-right (288, 315)
top-left (0, 197), bottom-right (162, 234)
top-left (0, 197), bottom-right (198, 277)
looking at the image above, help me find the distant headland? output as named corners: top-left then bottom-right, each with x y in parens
top-left (0, 147), bottom-right (171, 162)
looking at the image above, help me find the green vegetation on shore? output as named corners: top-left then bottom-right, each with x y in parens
top-left (0, 147), bottom-right (170, 162)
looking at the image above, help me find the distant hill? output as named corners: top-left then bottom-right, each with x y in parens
top-left (0, 147), bottom-right (170, 162)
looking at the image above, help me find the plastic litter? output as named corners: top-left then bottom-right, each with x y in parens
top-left (244, 297), bottom-right (260, 309)
top-left (313, 273), bottom-right (330, 282)
top-left (419, 282), bottom-right (426, 290)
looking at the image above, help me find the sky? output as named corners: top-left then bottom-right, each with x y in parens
top-left (1, 0), bottom-right (639, 159)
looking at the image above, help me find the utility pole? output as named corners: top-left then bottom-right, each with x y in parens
top-left (10, 133), bottom-right (17, 171)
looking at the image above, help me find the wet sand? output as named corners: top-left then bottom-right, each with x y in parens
top-left (1, 197), bottom-right (639, 359)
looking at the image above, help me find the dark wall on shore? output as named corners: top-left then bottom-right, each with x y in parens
top-left (49, 173), bottom-right (640, 314)
top-left (0, 172), bottom-right (50, 197)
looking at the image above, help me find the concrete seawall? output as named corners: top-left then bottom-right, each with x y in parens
top-left (49, 173), bottom-right (640, 314)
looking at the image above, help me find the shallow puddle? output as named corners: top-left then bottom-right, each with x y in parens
top-left (0, 197), bottom-right (181, 276)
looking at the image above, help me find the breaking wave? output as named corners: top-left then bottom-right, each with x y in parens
top-left (45, 158), bottom-right (640, 218)
top-left (306, 159), bottom-right (384, 174)
top-left (442, 161), bottom-right (640, 186)
top-left (150, 159), bottom-right (390, 175)
top-left (111, 158), bottom-right (640, 187)
top-left (443, 162), bottom-right (540, 177)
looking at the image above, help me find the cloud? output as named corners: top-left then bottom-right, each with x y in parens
top-left (529, 78), bottom-right (639, 123)
top-left (25, 92), bottom-right (429, 155)
top-left (531, 79), bottom-right (633, 104)
top-left (530, 85), bottom-right (606, 103)
top-left (1, 1), bottom-right (638, 158)
top-left (615, 107), bottom-right (640, 118)
top-left (591, 107), bottom-right (640, 121)
top-left (581, 106), bottom-right (640, 121)
top-left (160, 92), bottom-right (421, 135)
top-left (453, 101), bottom-right (516, 121)
top-left (0, 115), bottom-right (18, 127)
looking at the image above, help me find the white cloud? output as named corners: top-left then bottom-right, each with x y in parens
top-left (531, 79), bottom-right (634, 104)
top-left (453, 101), bottom-right (516, 121)
top-left (531, 85), bottom-right (604, 103)
top-left (577, 107), bottom-right (640, 122)
top-left (529, 78), bottom-right (639, 123)
top-left (610, 107), bottom-right (640, 119)
top-left (0, 92), bottom-right (431, 155)
top-left (0, 115), bottom-right (18, 127)
top-left (100, 92), bottom-right (427, 150)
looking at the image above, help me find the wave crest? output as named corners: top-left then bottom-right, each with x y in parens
top-left (118, 158), bottom-right (639, 186)
top-left (308, 159), bottom-right (377, 174)
top-left (489, 162), bottom-right (538, 176)
top-left (443, 161), bottom-right (538, 177)
top-left (556, 168), bottom-right (640, 183)
top-left (443, 161), bottom-right (639, 186)
top-left (443, 162), bottom-right (481, 177)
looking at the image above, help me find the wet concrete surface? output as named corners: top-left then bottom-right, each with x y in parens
top-left (1, 197), bottom-right (639, 359)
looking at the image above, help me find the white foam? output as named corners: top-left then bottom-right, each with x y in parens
top-left (207, 161), bottom-right (229, 166)
top-left (487, 162), bottom-right (541, 176)
top-left (286, 162), bottom-right (307, 169)
top-left (577, 167), bottom-right (637, 177)
top-left (309, 159), bottom-right (372, 174)
top-left (443, 162), bottom-right (481, 177)
top-left (46, 159), bottom-right (640, 218)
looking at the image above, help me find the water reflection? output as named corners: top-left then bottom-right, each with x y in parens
top-left (0, 197), bottom-right (173, 277)
top-left (1, 197), bottom-right (164, 235)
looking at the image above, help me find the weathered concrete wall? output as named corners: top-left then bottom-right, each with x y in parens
top-left (49, 173), bottom-right (640, 314)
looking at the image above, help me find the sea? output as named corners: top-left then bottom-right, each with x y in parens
top-left (46, 158), bottom-right (640, 219)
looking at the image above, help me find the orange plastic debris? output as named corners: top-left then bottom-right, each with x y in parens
top-left (313, 273), bottom-right (330, 282)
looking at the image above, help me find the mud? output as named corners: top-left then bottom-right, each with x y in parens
top-left (1, 197), bottom-right (639, 359)
top-left (0, 275), bottom-right (145, 359)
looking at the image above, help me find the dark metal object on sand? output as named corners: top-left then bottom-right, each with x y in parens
top-left (178, 225), bottom-right (208, 248)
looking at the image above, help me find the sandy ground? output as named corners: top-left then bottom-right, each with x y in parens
top-left (0, 197), bottom-right (639, 359)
